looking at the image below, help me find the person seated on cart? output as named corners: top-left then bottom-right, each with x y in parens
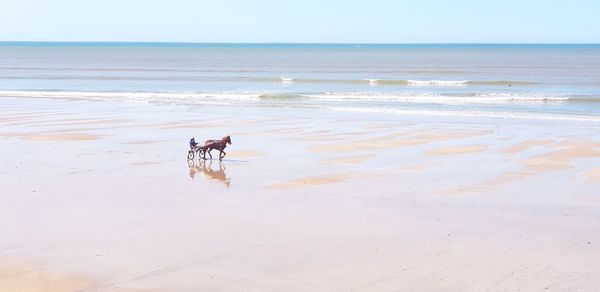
top-left (189, 137), bottom-right (198, 150)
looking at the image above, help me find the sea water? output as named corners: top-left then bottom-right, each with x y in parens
top-left (1, 42), bottom-right (599, 123)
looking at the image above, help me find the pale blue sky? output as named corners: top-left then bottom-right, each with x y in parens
top-left (2, 0), bottom-right (600, 43)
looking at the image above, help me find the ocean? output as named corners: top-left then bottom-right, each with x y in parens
top-left (1, 42), bottom-right (599, 123)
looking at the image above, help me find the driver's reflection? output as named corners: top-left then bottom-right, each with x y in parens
top-left (188, 159), bottom-right (231, 187)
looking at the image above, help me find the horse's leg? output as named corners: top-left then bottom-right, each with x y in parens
top-left (220, 150), bottom-right (226, 160)
top-left (208, 148), bottom-right (213, 160)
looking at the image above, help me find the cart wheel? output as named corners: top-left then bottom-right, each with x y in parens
top-left (187, 150), bottom-right (195, 160)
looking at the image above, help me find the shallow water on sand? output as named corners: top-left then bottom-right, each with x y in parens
top-left (1, 97), bottom-right (599, 290)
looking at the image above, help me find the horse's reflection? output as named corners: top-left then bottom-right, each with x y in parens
top-left (188, 159), bottom-right (231, 187)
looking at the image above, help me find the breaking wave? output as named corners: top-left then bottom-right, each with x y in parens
top-left (0, 90), bottom-right (588, 104)
top-left (307, 92), bottom-right (572, 103)
top-left (407, 80), bottom-right (469, 86)
top-left (1, 90), bottom-right (598, 123)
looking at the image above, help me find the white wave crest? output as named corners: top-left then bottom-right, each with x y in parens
top-left (0, 90), bottom-right (575, 104)
top-left (366, 79), bottom-right (380, 85)
top-left (308, 92), bottom-right (571, 103)
top-left (407, 80), bottom-right (469, 86)
top-left (0, 90), bottom-right (263, 103)
top-left (280, 77), bottom-right (294, 83)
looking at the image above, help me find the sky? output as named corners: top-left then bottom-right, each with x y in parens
top-left (2, 0), bottom-right (600, 43)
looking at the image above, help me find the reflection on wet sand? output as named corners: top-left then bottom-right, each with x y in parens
top-left (188, 159), bottom-right (231, 187)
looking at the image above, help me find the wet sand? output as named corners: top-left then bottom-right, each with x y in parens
top-left (0, 261), bottom-right (89, 292)
top-left (500, 139), bottom-right (554, 153)
top-left (8, 132), bottom-right (101, 141)
top-left (425, 144), bottom-right (488, 156)
top-left (1, 96), bottom-right (599, 291)
top-left (320, 155), bottom-right (374, 164)
top-left (588, 169), bottom-right (600, 181)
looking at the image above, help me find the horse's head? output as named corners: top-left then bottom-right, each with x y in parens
top-left (225, 135), bottom-right (232, 145)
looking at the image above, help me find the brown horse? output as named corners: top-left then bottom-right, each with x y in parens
top-left (203, 135), bottom-right (232, 160)
top-left (187, 143), bottom-right (211, 160)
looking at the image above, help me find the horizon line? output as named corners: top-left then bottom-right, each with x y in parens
top-left (1, 41), bottom-right (600, 46)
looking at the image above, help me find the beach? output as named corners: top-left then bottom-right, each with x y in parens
top-left (1, 95), bottom-right (599, 291)
top-left (1, 43), bottom-right (600, 291)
